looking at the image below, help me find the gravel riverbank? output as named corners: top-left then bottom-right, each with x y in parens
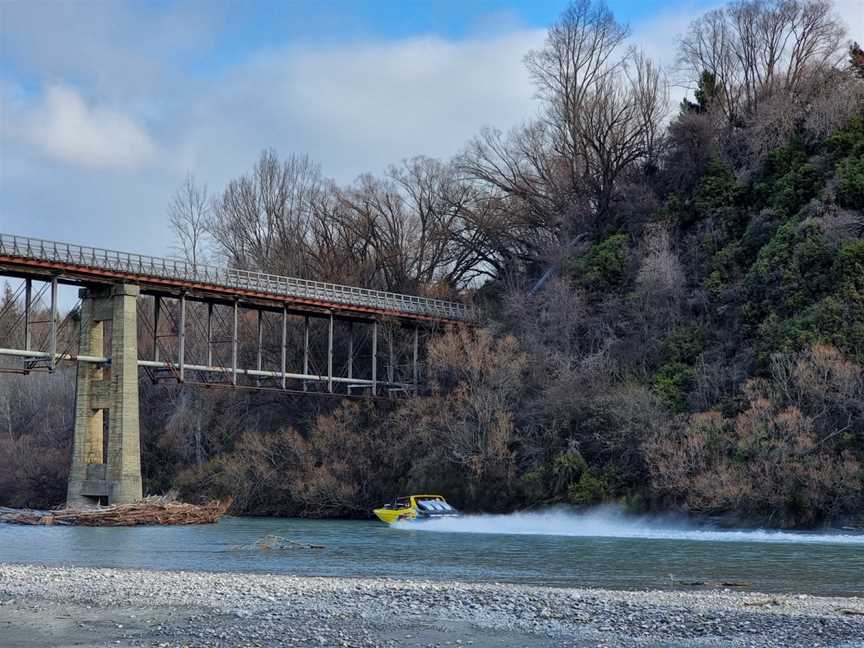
top-left (0, 563), bottom-right (861, 647)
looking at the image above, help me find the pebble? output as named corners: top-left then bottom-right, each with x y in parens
top-left (0, 563), bottom-right (862, 647)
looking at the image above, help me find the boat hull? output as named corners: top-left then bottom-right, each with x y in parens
top-left (373, 507), bottom-right (416, 524)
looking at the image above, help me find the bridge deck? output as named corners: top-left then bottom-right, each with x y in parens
top-left (0, 234), bottom-right (474, 323)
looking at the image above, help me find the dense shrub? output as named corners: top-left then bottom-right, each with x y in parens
top-left (0, 372), bottom-right (74, 509)
top-left (828, 117), bottom-right (864, 210)
top-left (755, 145), bottom-right (822, 216)
top-left (743, 221), bottom-right (834, 331)
top-left (837, 154), bottom-right (864, 210)
top-left (646, 346), bottom-right (864, 526)
top-left (653, 362), bottom-right (696, 412)
top-left (662, 327), bottom-right (705, 364)
top-left (567, 233), bottom-right (632, 293)
top-left (693, 160), bottom-right (741, 221)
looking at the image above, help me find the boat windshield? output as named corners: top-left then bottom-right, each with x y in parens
top-left (418, 499), bottom-right (454, 512)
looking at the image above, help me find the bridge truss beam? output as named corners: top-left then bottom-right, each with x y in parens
top-left (1, 277), bottom-right (430, 394)
top-left (0, 229), bottom-right (457, 507)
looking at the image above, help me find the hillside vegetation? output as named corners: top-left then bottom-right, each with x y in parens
top-left (2, 0), bottom-right (862, 528)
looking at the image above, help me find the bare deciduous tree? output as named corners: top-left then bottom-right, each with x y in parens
top-left (410, 327), bottom-right (527, 480)
top-left (209, 150), bottom-right (322, 277)
top-left (635, 224), bottom-right (686, 326)
top-left (460, 124), bottom-right (572, 269)
top-left (578, 52), bottom-right (668, 219)
top-left (525, 0), bottom-right (630, 177)
top-left (339, 158), bottom-right (493, 292)
top-left (207, 150), bottom-right (488, 295)
top-left (168, 173), bottom-right (209, 266)
top-left (678, 0), bottom-right (846, 123)
top-left (463, 0), bottom-right (667, 241)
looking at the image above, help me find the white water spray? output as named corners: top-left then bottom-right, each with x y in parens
top-left (393, 506), bottom-right (864, 544)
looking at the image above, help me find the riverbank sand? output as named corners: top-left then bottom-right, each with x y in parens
top-left (0, 564), bottom-right (861, 647)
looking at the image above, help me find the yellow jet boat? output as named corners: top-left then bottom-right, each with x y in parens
top-left (373, 494), bottom-right (460, 524)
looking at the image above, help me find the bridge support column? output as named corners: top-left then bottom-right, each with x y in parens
top-left (106, 283), bottom-right (142, 504)
top-left (67, 283), bottom-right (142, 507)
top-left (66, 288), bottom-right (106, 507)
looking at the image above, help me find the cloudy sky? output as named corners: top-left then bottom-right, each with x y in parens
top-left (1, 0), bottom-right (861, 258)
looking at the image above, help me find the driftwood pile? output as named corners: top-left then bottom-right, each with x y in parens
top-left (0, 495), bottom-right (231, 527)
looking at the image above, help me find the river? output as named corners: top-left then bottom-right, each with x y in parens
top-left (1, 507), bottom-right (862, 595)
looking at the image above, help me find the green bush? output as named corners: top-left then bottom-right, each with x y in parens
top-left (753, 313), bottom-right (811, 364)
top-left (694, 160), bottom-right (739, 211)
top-left (826, 116), bottom-right (864, 159)
top-left (703, 270), bottom-right (725, 302)
top-left (744, 221), bottom-right (834, 323)
top-left (548, 449), bottom-right (588, 496)
top-left (658, 192), bottom-right (686, 225)
top-left (797, 241), bottom-right (864, 362)
top-left (710, 240), bottom-right (743, 280)
top-left (827, 117), bottom-right (864, 210)
top-left (662, 327), bottom-right (706, 364)
top-left (517, 450), bottom-right (616, 505)
top-left (567, 470), bottom-right (610, 505)
top-left (517, 469), bottom-right (546, 503)
top-left (835, 240), bottom-right (864, 290)
top-left (836, 154), bottom-right (864, 210)
top-left (568, 233), bottom-right (631, 292)
top-left (806, 295), bottom-right (864, 363)
top-left (747, 240), bottom-right (864, 363)
top-left (755, 145), bottom-right (822, 216)
top-left (653, 362), bottom-right (696, 412)
top-left (738, 210), bottom-right (782, 264)
top-left (694, 160), bottom-right (741, 221)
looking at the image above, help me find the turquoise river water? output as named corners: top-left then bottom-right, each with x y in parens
top-left (1, 508), bottom-right (862, 595)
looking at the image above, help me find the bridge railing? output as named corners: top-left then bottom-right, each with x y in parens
top-left (0, 233), bottom-right (476, 322)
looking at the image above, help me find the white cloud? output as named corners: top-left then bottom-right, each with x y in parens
top-left (1, 29), bottom-right (543, 253)
top-left (12, 85), bottom-right (156, 168)
top-left (169, 30), bottom-right (544, 184)
top-left (0, 2), bottom-right (223, 102)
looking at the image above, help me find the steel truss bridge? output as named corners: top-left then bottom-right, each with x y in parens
top-left (0, 232), bottom-right (475, 506)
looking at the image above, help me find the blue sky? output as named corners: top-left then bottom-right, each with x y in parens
top-left (1, 1), bottom-right (714, 85)
top-left (1, 0), bottom-right (860, 258)
top-left (197, 0), bottom-right (694, 48)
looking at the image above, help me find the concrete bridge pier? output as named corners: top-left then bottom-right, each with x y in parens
top-left (67, 283), bottom-right (142, 506)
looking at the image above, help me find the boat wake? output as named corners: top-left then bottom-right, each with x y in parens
top-left (392, 506), bottom-right (864, 544)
